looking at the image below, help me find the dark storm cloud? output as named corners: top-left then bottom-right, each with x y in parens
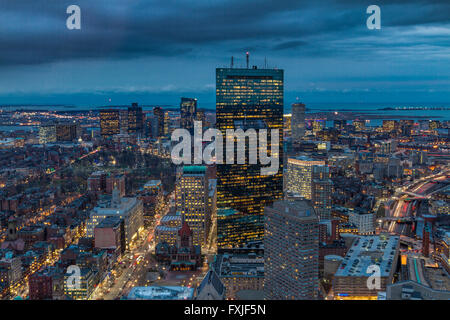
top-left (0, 0), bottom-right (448, 67)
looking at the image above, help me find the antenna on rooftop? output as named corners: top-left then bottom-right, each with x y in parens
top-left (246, 52), bottom-right (249, 69)
top-left (231, 56), bottom-right (234, 68)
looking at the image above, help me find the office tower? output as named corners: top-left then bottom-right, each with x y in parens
top-left (153, 107), bottom-right (165, 137)
top-left (377, 139), bottom-right (398, 154)
top-left (411, 150), bottom-right (428, 166)
top-left (94, 216), bottom-right (125, 254)
top-left (154, 214), bottom-right (182, 246)
top-left (317, 128), bottom-right (339, 142)
top-left (285, 156), bottom-right (325, 199)
top-left (311, 165), bottom-right (332, 220)
top-left (312, 119), bottom-right (325, 134)
top-left (348, 210), bottom-right (374, 235)
top-left (196, 109), bottom-right (206, 129)
top-left (265, 199), bottom-right (319, 300)
top-left (39, 124), bottom-right (57, 144)
top-left (353, 120), bottom-right (365, 131)
top-left (128, 103), bottom-right (144, 135)
top-left (180, 97), bottom-right (197, 132)
top-left (64, 268), bottom-right (97, 300)
top-left (291, 103), bottom-right (305, 143)
top-left (55, 122), bottom-right (79, 142)
top-left (383, 120), bottom-right (398, 133)
top-left (428, 120), bottom-right (441, 130)
top-left (333, 120), bottom-right (346, 130)
top-left (145, 115), bottom-right (158, 138)
top-left (283, 114), bottom-right (292, 136)
top-left (119, 109), bottom-right (128, 134)
top-left (164, 110), bottom-right (170, 135)
top-left (399, 119), bottom-right (414, 135)
top-left (216, 208), bottom-right (261, 248)
top-left (100, 109), bottom-right (120, 138)
top-left (216, 66), bottom-right (284, 248)
top-left (86, 188), bottom-right (144, 249)
top-left (140, 180), bottom-right (164, 220)
top-left (387, 157), bottom-right (402, 178)
top-left (176, 166), bottom-right (209, 247)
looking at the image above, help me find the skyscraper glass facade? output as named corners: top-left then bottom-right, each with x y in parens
top-left (216, 67), bottom-right (284, 248)
top-left (180, 97), bottom-right (197, 133)
top-left (100, 109), bottom-right (120, 138)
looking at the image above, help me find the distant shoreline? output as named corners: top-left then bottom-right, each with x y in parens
top-left (379, 107), bottom-right (450, 111)
top-left (0, 105), bottom-right (448, 122)
top-left (305, 111), bottom-right (443, 121)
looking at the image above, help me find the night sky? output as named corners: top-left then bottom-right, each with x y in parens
top-left (0, 0), bottom-right (449, 107)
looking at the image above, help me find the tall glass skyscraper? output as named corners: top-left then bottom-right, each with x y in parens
top-left (100, 109), bottom-right (120, 138)
top-left (128, 103), bottom-right (144, 135)
top-left (216, 66), bottom-right (284, 248)
top-left (180, 97), bottom-right (197, 133)
top-left (153, 106), bottom-right (165, 138)
top-left (291, 102), bottom-right (306, 143)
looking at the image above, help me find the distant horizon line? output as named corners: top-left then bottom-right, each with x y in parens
top-left (1, 101), bottom-right (449, 110)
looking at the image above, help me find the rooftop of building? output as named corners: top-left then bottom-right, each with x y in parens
top-left (89, 170), bottom-right (106, 177)
top-left (183, 166), bottom-right (206, 175)
top-left (266, 199), bottom-right (317, 220)
top-left (90, 196), bottom-right (140, 217)
top-left (216, 66), bottom-right (283, 75)
top-left (348, 208), bottom-right (373, 216)
top-left (214, 248), bottom-right (264, 278)
top-left (335, 235), bottom-right (400, 278)
top-left (155, 225), bottom-right (179, 233)
top-left (288, 156), bottom-right (326, 165)
top-left (95, 216), bottom-right (122, 229)
top-left (160, 214), bottom-right (181, 223)
top-left (64, 266), bottom-right (94, 278)
top-left (197, 269), bottom-right (225, 297)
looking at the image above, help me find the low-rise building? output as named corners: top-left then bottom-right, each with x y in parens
top-left (94, 216), bottom-right (125, 255)
top-left (213, 243), bottom-right (264, 300)
top-left (87, 188), bottom-right (143, 249)
top-left (387, 280), bottom-right (450, 300)
top-left (348, 210), bottom-right (374, 235)
top-left (63, 267), bottom-right (97, 300)
top-left (333, 234), bottom-right (400, 300)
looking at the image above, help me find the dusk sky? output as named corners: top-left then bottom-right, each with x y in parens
top-left (0, 0), bottom-right (449, 108)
